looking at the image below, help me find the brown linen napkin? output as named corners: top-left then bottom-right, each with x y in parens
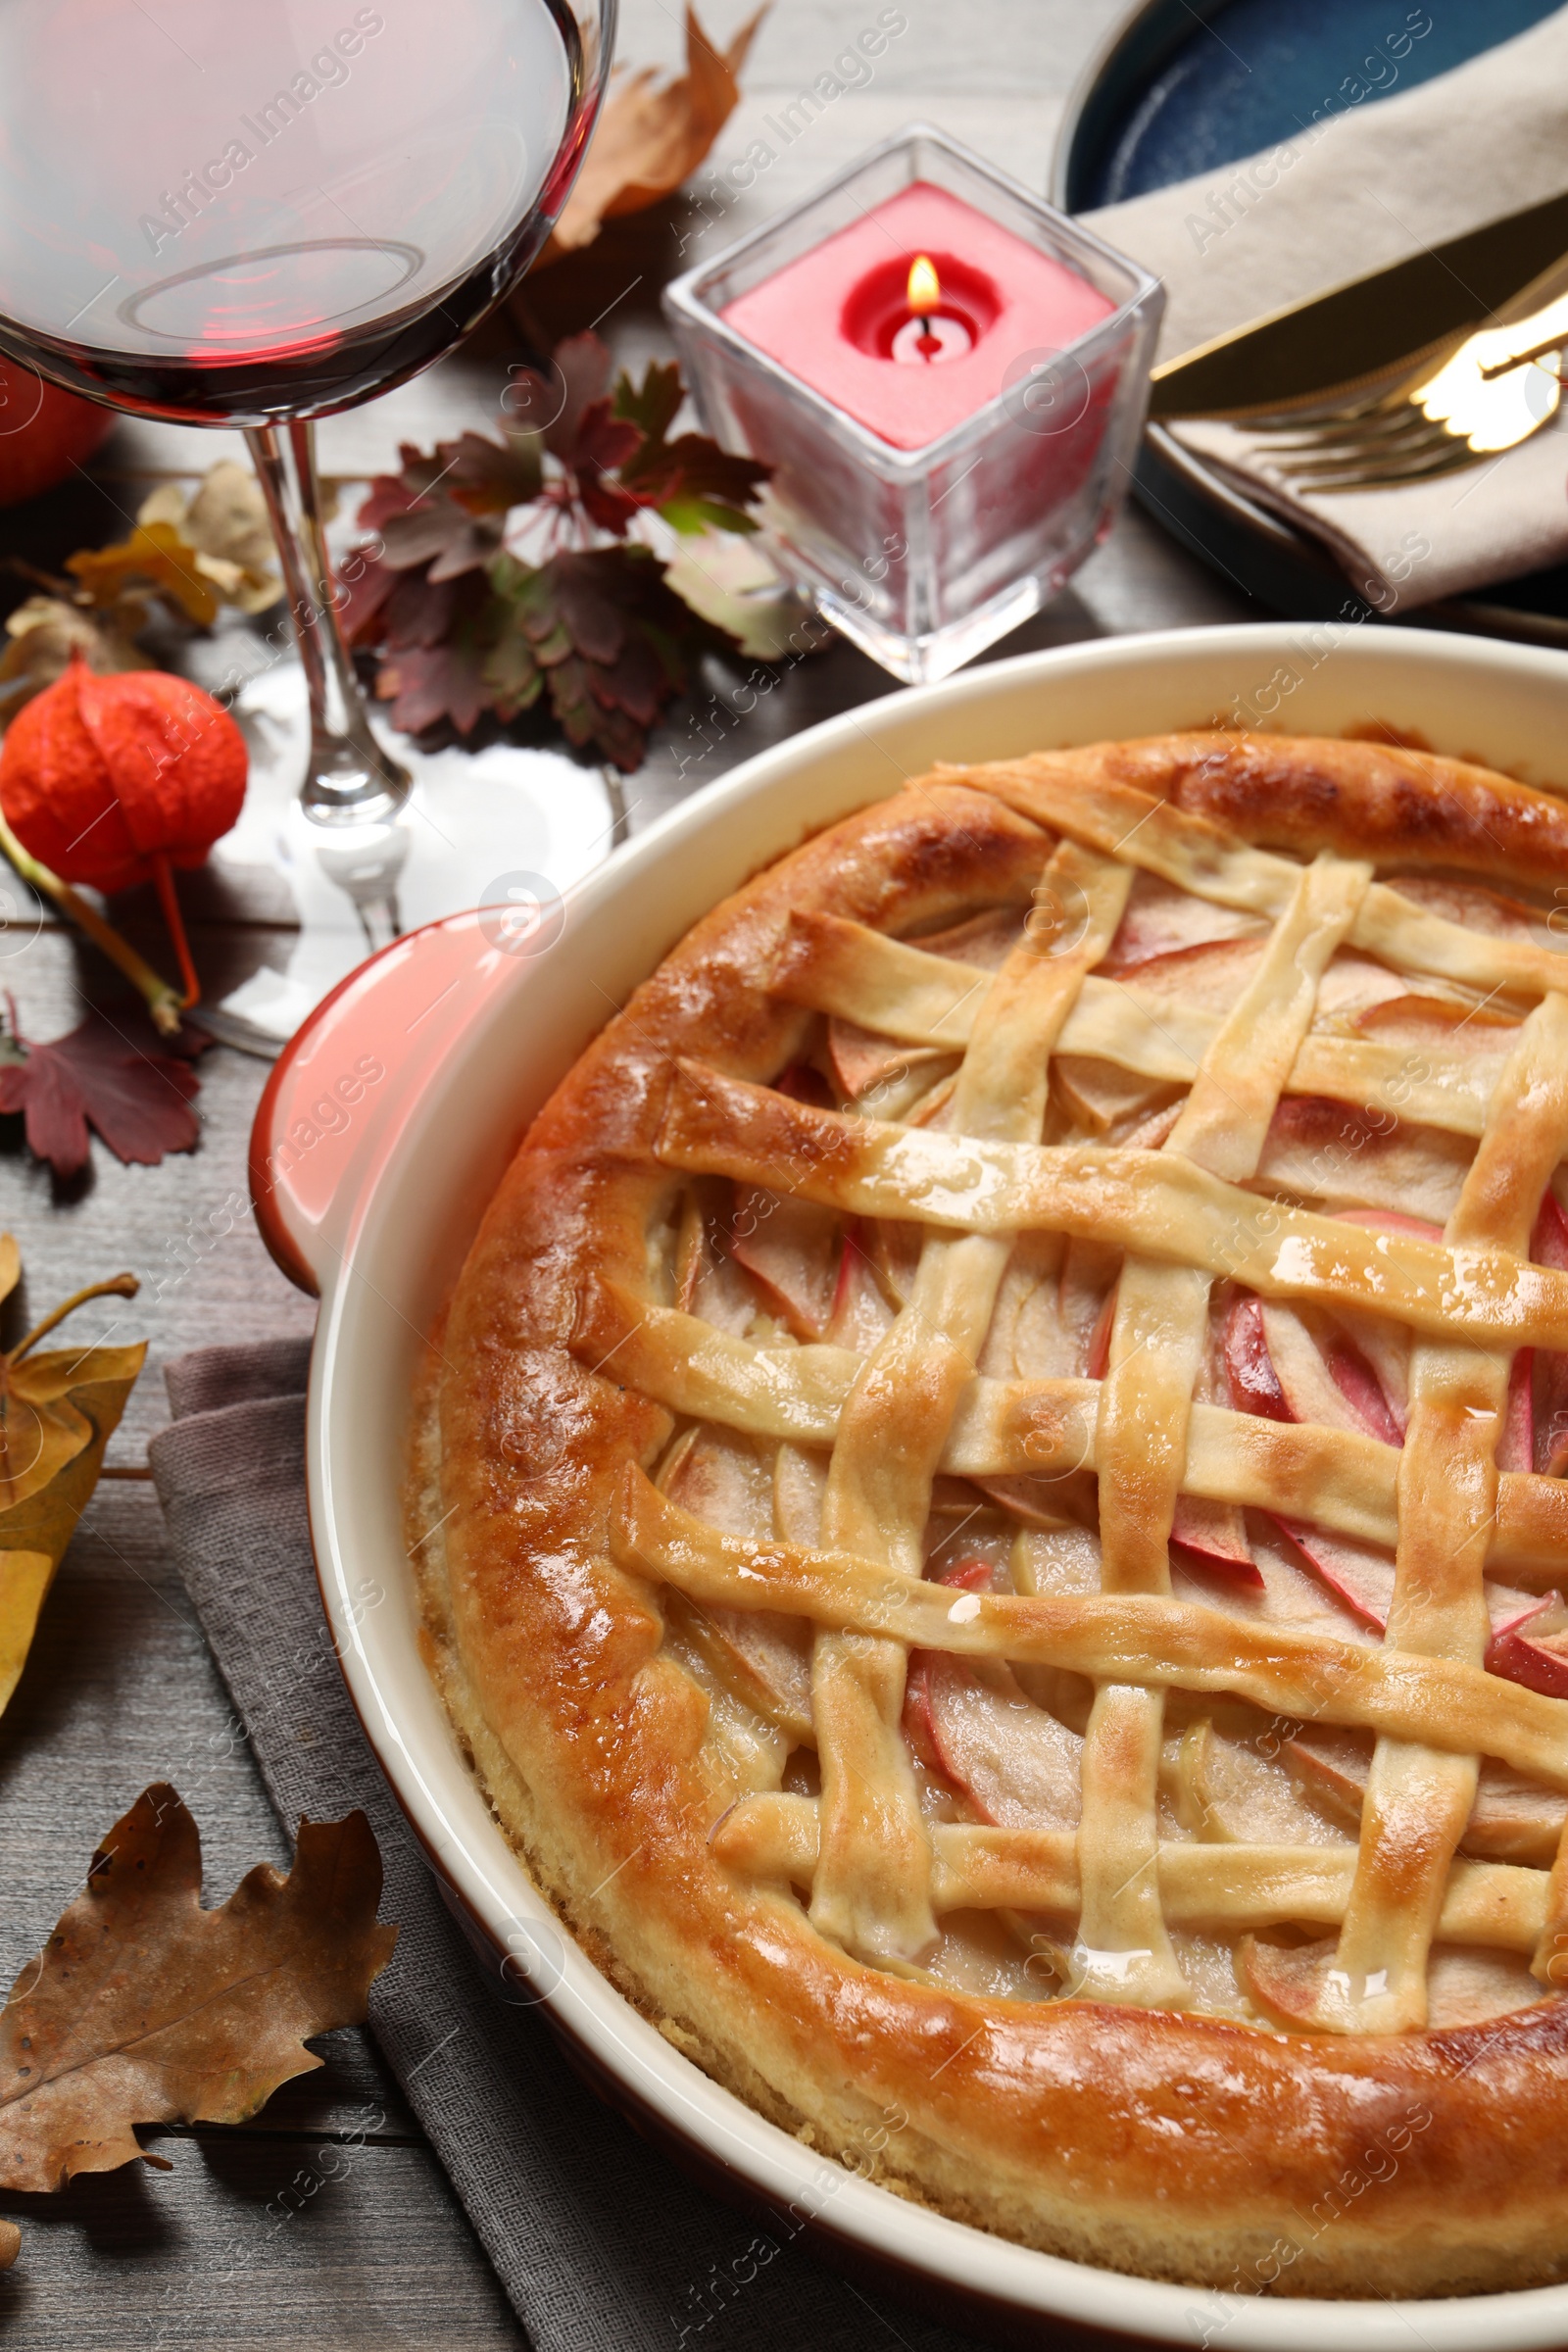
top-left (1086, 7), bottom-right (1568, 612)
top-left (148, 1341), bottom-right (996, 2352)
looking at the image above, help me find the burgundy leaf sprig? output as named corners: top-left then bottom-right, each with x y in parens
top-left (339, 333), bottom-right (770, 770)
top-left (0, 999), bottom-right (206, 1181)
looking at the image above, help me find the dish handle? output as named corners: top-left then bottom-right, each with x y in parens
top-left (249, 910), bottom-right (492, 1296)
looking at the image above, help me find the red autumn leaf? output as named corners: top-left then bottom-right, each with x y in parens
top-left (336, 552), bottom-right (400, 646)
top-left (547, 330), bottom-right (617, 457)
top-left (441, 427), bottom-right (544, 516)
top-left (370, 574), bottom-right (500, 736)
top-left (0, 1004), bottom-right (205, 1179)
top-left (373, 642), bottom-right (493, 736)
top-left (345, 339), bottom-right (771, 766)
top-left (374, 492), bottom-right (502, 580)
top-left (383, 567), bottom-right (459, 648)
top-left (357, 444), bottom-right (457, 530)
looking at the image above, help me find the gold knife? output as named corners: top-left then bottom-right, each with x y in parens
top-left (1147, 188), bottom-right (1568, 420)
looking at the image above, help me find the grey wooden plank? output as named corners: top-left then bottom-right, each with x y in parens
top-left (0, 2140), bottom-right (524, 2350)
top-left (0, 1481), bottom-right (524, 2346)
top-left (0, 1479), bottom-right (416, 2136)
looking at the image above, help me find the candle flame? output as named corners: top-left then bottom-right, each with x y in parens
top-left (906, 254), bottom-right (941, 318)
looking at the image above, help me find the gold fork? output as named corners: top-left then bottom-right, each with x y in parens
top-left (1245, 280), bottom-right (1568, 493)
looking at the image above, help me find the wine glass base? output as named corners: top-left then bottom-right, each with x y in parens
top-left (189, 650), bottom-right (621, 1057)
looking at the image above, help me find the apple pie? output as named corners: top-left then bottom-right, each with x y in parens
top-left (413, 730), bottom-right (1568, 2297)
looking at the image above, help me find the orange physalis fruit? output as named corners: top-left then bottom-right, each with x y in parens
top-left (0, 657), bottom-right (245, 893)
top-left (0, 658), bottom-right (246, 1008)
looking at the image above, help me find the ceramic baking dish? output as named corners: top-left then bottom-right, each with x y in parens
top-left (251, 621), bottom-right (1568, 2351)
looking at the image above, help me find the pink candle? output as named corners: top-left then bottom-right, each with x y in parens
top-left (666, 124), bottom-right (1164, 683)
top-left (721, 181), bottom-right (1115, 452)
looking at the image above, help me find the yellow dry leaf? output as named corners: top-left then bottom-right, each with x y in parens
top-left (0, 1554), bottom-right (53, 1713)
top-left (67, 521), bottom-right (220, 629)
top-left (140, 462), bottom-right (281, 615)
top-left (541, 3), bottom-right (767, 261)
top-left (0, 1241), bottom-right (143, 1718)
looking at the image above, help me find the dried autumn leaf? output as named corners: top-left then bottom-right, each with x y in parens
top-left (0, 1004), bottom-right (206, 1180)
top-left (538, 3), bottom-right (766, 262)
top-left (0, 597), bottom-right (142, 719)
top-left (0, 1785), bottom-right (397, 2193)
top-left (67, 520), bottom-right (220, 630)
top-left (0, 1238), bottom-right (143, 1718)
top-left (139, 462), bottom-right (281, 615)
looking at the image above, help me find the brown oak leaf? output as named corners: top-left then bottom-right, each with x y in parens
top-left (0, 1785), bottom-right (397, 2194)
top-left (538, 5), bottom-right (767, 263)
top-left (0, 1003), bottom-right (206, 1181)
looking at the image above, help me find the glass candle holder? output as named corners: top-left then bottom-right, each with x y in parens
top-left (664, 123), bottom-right (1164, 685)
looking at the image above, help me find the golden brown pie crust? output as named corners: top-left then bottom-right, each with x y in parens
top-left (412, 732), bottom-right (1568, 2299)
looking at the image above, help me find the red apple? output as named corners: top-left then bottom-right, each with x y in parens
top-left (1323, 1338), bottom-right (1404, 1446)
top-left (901, 1653), bottom-right (944, 1772)
top-left (0, 362), bottom-right (112, 506)
top-left (1169, 1494), bottom-right (1263, 1587)
top-left (1271, 1518), bottom-right (1396, 1630)
top-left (1500, 1347), bottom-right (1535, 1476)
top-left (1086, 1281), bottom-right (1117, 1380)
top-left (1534, 1193), bottom-right (1568, 1270)
top-left (936, 1559), bottom-right (996, 1592)
top-left (918, 1649), bottom-right (1082, 1828)
top-left (729, 1185), bottom-right (841, 1339)
top-left (1224, 1293), bottom-right (1292, 1422)
top-left (1486, 1623), bottom-right (1568, 1699)
top-left (1272, 1512), bottom-right (1566, 1696)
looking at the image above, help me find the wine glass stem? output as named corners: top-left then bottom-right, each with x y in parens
top-left (245, 419), bottom-right (411, 824)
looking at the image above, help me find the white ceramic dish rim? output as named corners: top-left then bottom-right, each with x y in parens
top-left (256, 621), bottom-right (1568, 2350)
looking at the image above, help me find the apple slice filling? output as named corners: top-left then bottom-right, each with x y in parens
top-left (1223, 1286), bottom-right (1568, 1702)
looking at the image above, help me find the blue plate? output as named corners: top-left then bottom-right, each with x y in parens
top-left (1053, 0), bottom-right (1568, 638)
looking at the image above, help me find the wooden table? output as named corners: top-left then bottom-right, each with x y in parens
top-left (0, 4), bottom-right (1252, 2340)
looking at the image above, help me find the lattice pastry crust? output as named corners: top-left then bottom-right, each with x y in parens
top-left (413, 732), bottom-right (1568, 2297)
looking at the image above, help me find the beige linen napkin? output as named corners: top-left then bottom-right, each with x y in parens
top-left (1087, 8), bottom-right (1568, 611)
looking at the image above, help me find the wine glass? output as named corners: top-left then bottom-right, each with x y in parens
top-left (0, 0), bottom-right (616, 1048)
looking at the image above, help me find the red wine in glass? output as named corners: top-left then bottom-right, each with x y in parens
top-left (0, 0), bottom-right (612, 841)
